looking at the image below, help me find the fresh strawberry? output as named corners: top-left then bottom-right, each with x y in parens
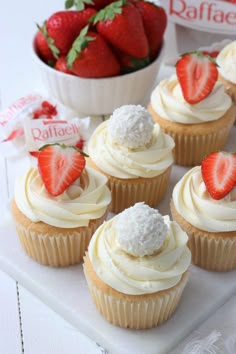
top-left (201, 152), bottom-right (236, 200)
top-left (176, 52), bottom-right (218, 104)
top-left (65, 0), bottom-right (113, 11)
top-left (67, 26), bottom-right (120, 78)
top-left (114, 48), bottom-right (150, 73)
top-left (134, 1), bottom-right (167, 61)
top-left (55, 56), bottom-right (75, 74)
top-left (33, 101), bottom-right (58, 119)
top-left (35, 22), bottom-right (59, 64)
top-left (202, 50), bottom-right (219, 59)
top-left (75, 138), bottom-right (85, 150)
top-left (38, 143), bottom-right (87, 196)
top-left (92, 0), bottom-right (149, 59)
top-left (46, 9), bottom-right (97, 56)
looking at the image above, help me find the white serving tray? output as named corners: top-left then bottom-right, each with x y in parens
top-left (0, 126), bottom-right (235, 354)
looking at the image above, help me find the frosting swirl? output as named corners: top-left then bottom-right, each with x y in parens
top-left (14, 166), bottom-right (111, 228)
top-left (88, 212), bottom-right (191, 295)
top-left (88, 120), bottom-right (174, 179)
top-left (217, 41), bottom-right (236, 84)
top-left (172, 166), bottom-right (236, 232)
top-left (151, 74), bottom-right (232, 124)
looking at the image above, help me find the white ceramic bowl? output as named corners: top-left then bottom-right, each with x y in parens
top-left (32, 37), bottom-right (165, 116)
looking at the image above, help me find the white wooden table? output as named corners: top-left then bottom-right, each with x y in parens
top-left (0, 1), bottom-right (236, 353)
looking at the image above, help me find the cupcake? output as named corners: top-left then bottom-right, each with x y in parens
top-left (171, 151), bottom-right (236, 272)
top-left (83, 203), bottom-right (191, 329)
top-left (11, 144), bottom-right (111, 267)
top-left (87, 105), bottom-right (175, 213)
top-left (148, 52), bottom-right (235, 166)
top-left (217, 40), bottom-right (236, 105)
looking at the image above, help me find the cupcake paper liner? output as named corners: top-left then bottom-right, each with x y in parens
top-left (148, 104), bottom-right (235, 166)
top-left (83, 254), bottom-right (189, 329)
top-left (108, 168), bottom-right (172, 213)
top-left (88, 158), bottom-right (172, 213)
top-left (12, 200), bottom-right (108, 267)
top-left (218, 73), bottom-right (236, 105)
top-left (170, 201), bottom-right (236, 272)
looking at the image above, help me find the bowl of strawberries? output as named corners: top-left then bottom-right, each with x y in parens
top-left (32, 0), bottom-right (167, 116)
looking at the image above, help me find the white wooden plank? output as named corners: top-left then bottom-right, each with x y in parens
top-left (19, 285), bottom-right (102, 354)
top-left (0, 271), bottom-right (22, 354)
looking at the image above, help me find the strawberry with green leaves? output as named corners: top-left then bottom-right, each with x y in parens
top-left (176, 52), bottom-right (218, 104)
top-left (38, 143), bottom-right (88, 196)
top-left (55, 56), bottom-right (75, 74)
top-left (201, 151), bottom-right (236, 200)
top-left (65, 0), bottom-right (113, 11)
top-left (35, 22), bottom-right (59, 64)
top-left (134, 1), bottom-right (167, 61)
top-left (66, 25), bottom-right (120, 78)
top-left (46, 9), bottom-right (97, 56)
top-left (91, 0), bottom-right (149, 59)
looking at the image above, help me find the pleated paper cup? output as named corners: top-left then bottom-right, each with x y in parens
top-left (218, 73), bottom-right (236, 105)
top-left (83, 253), bottom-right (189, 329)
top-left (88, 158), bottom-right (172, 213)
top-left (170, 201), bottom-right (236, 272)
top-left (11, 200), bottom-right (108, 267)
top-left (148, 104), bottom-right (235, 166)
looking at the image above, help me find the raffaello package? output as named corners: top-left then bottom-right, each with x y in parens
top-left (162, 0), bottom-right (236, 63)
top-left (0, 93), bottom-right (90, 157)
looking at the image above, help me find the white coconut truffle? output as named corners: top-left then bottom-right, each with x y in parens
top-left (116, 203), bottom-right (168, 257)
top-left (107, 105), bottom-right (154, 149)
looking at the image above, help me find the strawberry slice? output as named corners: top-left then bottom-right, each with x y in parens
top-left (176, 52), bottom-right (218, 104)
top-left (38, 144), bottom-right (87, 196)
top-left (201, 152), bottom-right (236, 200)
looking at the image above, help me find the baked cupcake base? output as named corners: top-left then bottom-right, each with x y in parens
top-left (11, 200), bottom-right (108, 267)
top-left (218, 73), bottom-right (236, 105)
top-left (83, 253), bottom-right (189, 329)
top-left (148, 104), bottom-right (235, 166)
top-left (170, 201), bottom-right (236, 272)
top-left (88, 158), bottom-right (172, 213)
top-left (218, 74), bottom-right (236, 124)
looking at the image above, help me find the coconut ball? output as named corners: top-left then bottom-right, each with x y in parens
top-left (108, 105), bottom-right (154, 149)
top-left (116, 203), bottom-right (167, 257)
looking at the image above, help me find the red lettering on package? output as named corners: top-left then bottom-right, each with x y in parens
top-left (32, 123), bottom-right (80, 141)
top-left (0, 94), bottom-right (41, 127)
top-left (168, 0), bottom-right (236, 28)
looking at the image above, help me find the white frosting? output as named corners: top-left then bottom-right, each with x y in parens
top-left (108, 105), bottom-right (154, 149)
top-left (116, 203), bottom-right (167, 257)
top-left (88, 120), bottom-right (174, 179)
top-left (217, 41), bottom-right (236, 84)
top-left (172, 166), bottom-right (236, 232)
top-left (88, 210), bottom-right (191, 295)
top-left (14, 166), bottom-right (111, 228)
top-left (151, 74), bottom-right (232, 124)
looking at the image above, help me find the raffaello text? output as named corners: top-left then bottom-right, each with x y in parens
top-left (165, 0), bottom-right (236, 30)
top-left (32, 121), bottom-right (80, 141)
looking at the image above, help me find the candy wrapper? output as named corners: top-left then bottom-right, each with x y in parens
top-left (0, 93), bottom-right (90, 157)
top-left (23, 117), bottom-right (90, 156)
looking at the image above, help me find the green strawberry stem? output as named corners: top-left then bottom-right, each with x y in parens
top-left (39, 143), bottom-right (89, 157)
top-left (90, 0), bottom-right (127, 24)
top-left (36, 22), bottom-right (60, 59)
top-left (65, 0), bottom-right (94, 11)
top-left (66, 25), bottom-right (95, 68)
